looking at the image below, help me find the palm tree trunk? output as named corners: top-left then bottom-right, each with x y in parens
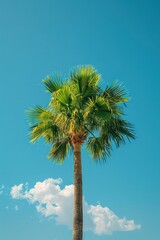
top-left (73, 143), bottom-right (83, 240)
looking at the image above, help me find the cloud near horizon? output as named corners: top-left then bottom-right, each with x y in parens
top-left (10, 178), bottom-right (140, 235)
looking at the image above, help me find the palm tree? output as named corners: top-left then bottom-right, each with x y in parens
top-left (27, 66), bottom-right (135, 240)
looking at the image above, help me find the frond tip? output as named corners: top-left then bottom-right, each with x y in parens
top-left (107, 118), bottom-right (135, 147)
top-left (48, 137), bottom-right (71, 163)
top-left (26, 106), bottom-right (47, 126)
top-left (103, 81), bottom-right (129, 104)
top-left (86, 137), bottom-right (111, 162)
top-left (43, 75), bottom-right (63, 93)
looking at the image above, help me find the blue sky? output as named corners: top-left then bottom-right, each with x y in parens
top-left (0, 0), bottom-right (160, 239)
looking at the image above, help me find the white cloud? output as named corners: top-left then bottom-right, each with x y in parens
top-left (10, 178), bottom-right (140, 235)
top-left (84, 203), bottom-right (140, 235)
top-left (11, 184), bottom-right (23, 199)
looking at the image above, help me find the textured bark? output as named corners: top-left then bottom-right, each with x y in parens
top-left (73, 143), bottom-right (83, 240)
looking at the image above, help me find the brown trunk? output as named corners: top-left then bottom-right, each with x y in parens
top-left (73, 143), bottom-right (83, 240)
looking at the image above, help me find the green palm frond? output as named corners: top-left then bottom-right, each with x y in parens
top-left (69, 66), bottom-right (100, 102)
top-left (48, 137), bottom-right (71, 163)
top-left (26, 106), bottom-right (48, 126)
top-left (26, 106), bottom-right (54, 128)
top-left (29, 123), bottom-right (45, 142)
top-left (103, 117), bottom-right (135, 147)
top-left (43, 74), bottom-right (63, 93)
top-left (103, 81), bottom-right (129, 104)
top-left (27, 106), bottom-right (60, 143)
top-left (50, 85), bottom-right (73, 113)
top-left (30, 122), bottom-right (60, 143)
top-left (84, 96), bottom-right (112, 122)
top-left (56, 85), bottom-right (72, 107)
top-left (86, 137), bottom-right (111, 161)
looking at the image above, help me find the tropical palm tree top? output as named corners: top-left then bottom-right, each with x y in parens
top-left (27, 65), bottom-right (135, 163)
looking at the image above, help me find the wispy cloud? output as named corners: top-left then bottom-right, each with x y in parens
top-left (14, 205), bottom-right (19, 211)
top-left (0, 184), bottom-right (4, 195)
top-left (10, 178), bottom-right (140, 235)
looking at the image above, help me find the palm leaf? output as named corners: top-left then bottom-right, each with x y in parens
top-left (56, 85), bottom-right (72, 106)
top-left (104, 117), bottom-right (135, 147)
top-left (48, 137), bottom-right (71, 163)
top-left (30, 121), bottom-right (60, 143)
top-left (69, 66), bottom-right (100, 103)
top-left (43, 74), bottom-right (63, 93)
top-left (86, 137), bottom-right (111, 161)
top-left (103, 81), bottom-right (129, 104)
top-left (85, 96), bottom-right (112, 122)
top-left (26, 106), bottom-right (48, 126)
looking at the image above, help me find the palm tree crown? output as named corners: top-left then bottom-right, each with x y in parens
top-left (27, 65), bottom-right (135, 162)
